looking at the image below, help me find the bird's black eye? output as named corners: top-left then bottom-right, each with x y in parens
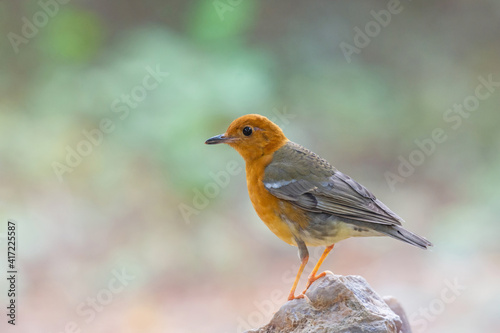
top-left (242, 126), bottom-right (253, 136)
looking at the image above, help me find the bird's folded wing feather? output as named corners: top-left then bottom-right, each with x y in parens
top-left (263, 145), bottom-right (403, 226)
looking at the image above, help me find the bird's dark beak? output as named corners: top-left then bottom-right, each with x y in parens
top-left (205, 134), bottom-right (233, 145)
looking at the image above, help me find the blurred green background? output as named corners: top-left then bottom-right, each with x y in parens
top-left (1, 0), bottom-right (499, 332)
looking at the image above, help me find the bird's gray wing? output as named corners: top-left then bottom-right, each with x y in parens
top-left (314, 171), bottom-right (404, 225)
top-left (263, 145), bottom-right (403, 226)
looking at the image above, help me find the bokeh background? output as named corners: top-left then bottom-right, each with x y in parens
top-left (1, 0), bottom-right (500, 332)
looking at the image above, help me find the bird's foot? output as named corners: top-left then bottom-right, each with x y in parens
top-left (287, 292), bottom-right (306, 301)
top-left (301, 270), bottom-right (332, 294)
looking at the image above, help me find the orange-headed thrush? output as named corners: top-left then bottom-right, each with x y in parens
top-left (205, 114), bottom-right (432, 300)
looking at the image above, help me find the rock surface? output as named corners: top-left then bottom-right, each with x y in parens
top-left (246, 273), bottom-right (411, 333)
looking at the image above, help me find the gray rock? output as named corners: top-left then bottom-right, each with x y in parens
top-left (246, 273), bottom-right (410, 333)
top-left (383, 296), bottom-right (412, 333)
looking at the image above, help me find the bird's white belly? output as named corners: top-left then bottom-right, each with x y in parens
top-left (299, 220), bottom-right (383, 247)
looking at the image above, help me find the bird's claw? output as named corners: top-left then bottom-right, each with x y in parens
top-left (301, 270), bottom-right (331, 294)
top-left (288, 294), bottom-right (305, 301)
top-left (287, 293), bottom-right (306, 301)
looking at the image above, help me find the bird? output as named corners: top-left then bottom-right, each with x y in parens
top-left (205, 114), bottom-right (432, 300)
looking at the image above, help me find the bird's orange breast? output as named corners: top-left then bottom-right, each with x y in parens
top-left (245, 154), bottom-right (307, 247)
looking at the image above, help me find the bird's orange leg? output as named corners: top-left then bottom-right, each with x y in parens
top-left (301, 244), bottom-right (334, 294)
top-left (287, 254), bottom-right (308, 301)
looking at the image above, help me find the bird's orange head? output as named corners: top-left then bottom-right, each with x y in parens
top-left (205, 114), bottom-right (288, 162)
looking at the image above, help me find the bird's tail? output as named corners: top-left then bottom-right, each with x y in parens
top-left (377, 224), bottom-right (433, 250)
